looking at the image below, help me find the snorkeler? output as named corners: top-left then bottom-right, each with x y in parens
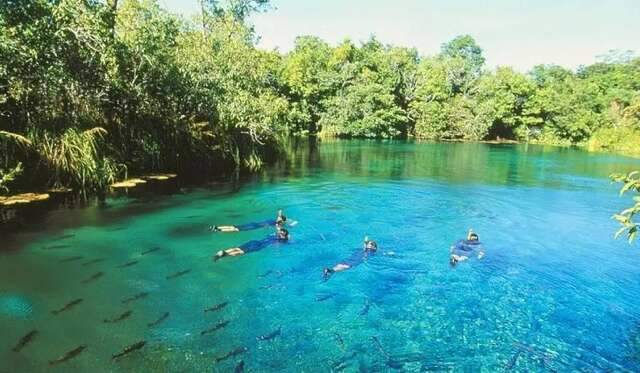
top-left (209, 210), bottom-right (293, 232)
top-left (213, 227), bottom-right (289, 261)
top-left (449, 229), bottom-right (485, 266)
top-left (322, 237), bottom-right (378, 280)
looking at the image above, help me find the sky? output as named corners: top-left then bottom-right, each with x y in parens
top-left (161, 0), bottom-right (640, 71)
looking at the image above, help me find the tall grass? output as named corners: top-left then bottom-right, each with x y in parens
top-left (32, 127), bottom-right (121, 191)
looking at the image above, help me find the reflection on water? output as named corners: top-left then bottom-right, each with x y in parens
top-left (1, 140), bottom-right (639, 372)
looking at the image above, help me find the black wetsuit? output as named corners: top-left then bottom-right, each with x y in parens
top-left (234, 216), bottom-right (286, 231)
top-left (240, 235), bottom-right (287, 253)
top-left (451, 239), bottom-right (482, 257)
top-left (340, 248), bottom-right (376, 268)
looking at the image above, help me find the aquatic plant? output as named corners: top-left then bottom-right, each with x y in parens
top-left (612, 171), bottom-right (640, 243)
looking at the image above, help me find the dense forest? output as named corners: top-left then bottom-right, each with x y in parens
top-left (1, 0), bottom-right (640, 196)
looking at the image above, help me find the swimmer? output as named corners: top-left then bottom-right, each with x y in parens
top-left (450, 229), bottom-right (484, 266)
top-left (209, 210), bottom-right (294, 232)
top-left (213, 227), bottom-right (289, 261)
top-left (323, 236), bottom-right (378, 280)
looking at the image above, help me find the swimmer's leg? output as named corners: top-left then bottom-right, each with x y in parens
top-left (214, 248), bottom-right (245, 261)
top-left (212, 226), bottom-right (240, 232)
top-left (323, 264), bottom-right (351, 281)
top-left (449, 254), bottom-right (468, 266)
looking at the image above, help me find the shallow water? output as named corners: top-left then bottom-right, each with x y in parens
top-left (2, 140), bottom-right (640, 372)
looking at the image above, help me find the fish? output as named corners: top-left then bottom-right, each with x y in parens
top-left (122, 292), bottom-right (149, 304)
top-left (48, 345), bottom-right (87, 365)
top-left (359, 300), bottom-right (370, 316)
top-left (51, 298), bottom-right (83, 315)
top-left (257, 327), bottom-right (281, 341)
top-left (82, 258), bottom-right (105, 266)
top-left (59, 256), bottom-right (83, 263)
top-left (333, 333), bottom-right (345, 351)
top-left (234, 360), bottom-right (245, 373)
top-left (55, 234), bottom-right (75, 241)
top-left (12, 329), bottom-right (38, 352)
top-left (81, 271), bottom-right (104, 284)
top-left (204, 301), bottom-right (228, 313)
top-left (201, 320), bottom-right (230, 336)
top-left (166, 269), bottom-right (191, 280)
top-left (112, 341), bottom-right (146, 360)
top-left (103, 310), bottom-right (133, 323)
top-left (505, 350), bottom-right (521, 370)
top-left (42, 244), bottom-right (70, 250)
top-left (315, 294), bottom-right (335, 302)
top-left (215, 346), bottom-right (248, 363)
top-left (258, 270), bottom-right (273, 278)
top-left (141, 247), bottom-right (161, 255)
top-left (118, 260), bottom-right (139, 268)
top-left (147, 312), bottom-right (170, 327)
top-left (371, 336), bottom-right (390, 359)
top-left (331, 351), bottom-right (357, 370)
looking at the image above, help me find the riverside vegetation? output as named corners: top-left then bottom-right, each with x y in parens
top-left (0, 1), bottom-right (639, 239)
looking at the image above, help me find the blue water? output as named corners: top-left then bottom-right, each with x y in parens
top-left (1, 141), bottom-right (640, 371)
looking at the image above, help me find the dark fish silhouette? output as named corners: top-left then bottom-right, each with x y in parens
top-left (332, 351), bottom-right (357, 371)
top-left (333, 333), bottom-right (345, 351)
top-left (234, 360), bottom-right (245, 373)
top-left (51, 299), bottom-right (83, 315)
top-left (42, 244), bottom-right (69, 250)
top-left (112, 341), bottom-right (146, 360)
top-left (12, 330), bottom-right (38, 352)
top-left (258, 270), bottom-right (273, 278)
top-left (371, 336), bottom-right (390, 359)
top-left (103, 310), bottom-right (133, 323)
top-left (147, 312), bottom-right (170, 327)
top-left (201, 320), bottom-right (230, 336)
top-left (359, 300), bottom-right (370, 316)
top-left (505, 350), bottom-right (521, 370)
top-left (122, 292), bottom-right (148, 304)
top-left (82, 258), bottom-right (105, 266)
top-left (141, 247), bottom-right (161, 255)
top-left (166, 269), bottom-right (191, 280)
top-left (81, 272), bottom-right (104, 284)
top-left (118, 260), bottom-right (139, 268)
top-left (204, 302), bottom-right (228, 313)
top-left (49, 345), bottom-right (87, 365)
top-left (55, 234), bottom-right (75, 241)
top-left (59, 256), bottom-right (83, 263)
top-left (215, 347), bottom-right (248, 363)
top-left (257, 327), bottom-right (281, 341)
top-left (315, 294), bottom-right (334, 302)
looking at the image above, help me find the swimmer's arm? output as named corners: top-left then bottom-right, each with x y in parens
top-left (477, 250), bottom-right (485, 259)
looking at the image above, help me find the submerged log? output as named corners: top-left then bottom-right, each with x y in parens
top-left (110, 178), bottom-right (147, 188)
top-left (0, 193), bottom-right (50, 206)
top-left (142, 173), bottom-right (177, 181)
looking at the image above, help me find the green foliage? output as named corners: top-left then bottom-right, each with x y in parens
top-left (1, 1), bottom-right (639, 194)
top-left (0, 162), bottom-right (23, 195)
top-left (611, 171), bottom-right (640, 243)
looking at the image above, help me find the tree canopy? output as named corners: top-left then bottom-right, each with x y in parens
top-left (1, 1), bottom-right (639, 195)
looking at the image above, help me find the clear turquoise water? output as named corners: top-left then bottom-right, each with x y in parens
top-left (1, 140), bottom-right (640, 372)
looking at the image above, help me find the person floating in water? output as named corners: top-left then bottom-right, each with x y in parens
top-left (213, 227), bottom-right (289, 261)
top-left (323, 237), bottom-right (378, 280)
top-left (209, 210), bottom-right (293, 232)
top-left (450, 229), bottom-right (485, 266)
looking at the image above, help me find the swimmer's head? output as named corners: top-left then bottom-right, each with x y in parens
top-left (468, 232), bottom-right (479, 241)
top-left (277, 228), bottom-right (289, 240)
top-left (365, 239), bottom-right (378, 251)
